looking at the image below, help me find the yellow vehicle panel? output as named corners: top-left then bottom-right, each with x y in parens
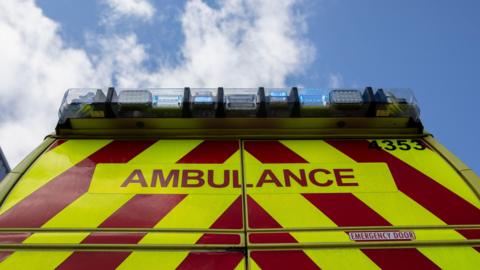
top-left (0, 138), bottom-right (478, 269)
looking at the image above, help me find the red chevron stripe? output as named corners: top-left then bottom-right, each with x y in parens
top-left (0, 252), bottom-right (13, 263)
top-left (55, 252), bottom-right (132, 270)
top-left (302, 193), bottom-right (391, 227)
top-left (0, 140), bottom-right (156, 228)
top-left (0, 233), bottom-right (31, 243)
top-left (249, 233), bottom-right (297, 244)
top-left (81, 232), bottom-right (145, 244)
top-left (176, 252), bottom-right (244, 270)
top-left (244, 140), bottom-right (308, 163)
top-left (196, 234), bottom-right (241, 245)
top-left (251, 250), bottom-right (320, 270)
top-left (207, 195), bottom-right (243, 230)
top-left (98, 194), bottom-right (186, 228)
top-left (247, 195), bottom-right (319, 268)
top-left (247, 195), bottom-right (293, 230)
top-left (177, 140), bottom-right (239, 164)
top-left (0, 232), bottom-right (32, 261)
top-left (56, 194), bottom-right (185, 270)
top-left (362, 248), bottom-right (440, 270)
top-left (326, 140), bottom-right (480, 244)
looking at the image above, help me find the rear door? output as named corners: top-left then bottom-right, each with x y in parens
top-left (2, 138), bottom-right (479, 269)
top-left (243, 139), bottom-right (480, 269)
top-left (0, 139), bottom-right (246, 269)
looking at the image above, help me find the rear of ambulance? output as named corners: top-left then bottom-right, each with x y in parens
top-left (0, 87), bottom-right (478, 269)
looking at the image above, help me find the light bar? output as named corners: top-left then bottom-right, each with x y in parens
top-left (57, 87), bottom-right (421, 124)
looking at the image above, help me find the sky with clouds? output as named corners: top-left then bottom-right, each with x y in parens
top-left (0, 0), bottom-right (479, 173)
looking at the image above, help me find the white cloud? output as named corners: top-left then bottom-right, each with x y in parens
top-left (0, 0), bottom-right (110, 166)
top-left (0, 0), bottom-right (314, 167)
top-left (104, 0), bottom-right (314, 88)
top-left (103, 0), bottom-right (155, 23)
top-left (328, 73), bottom-right (343, 88)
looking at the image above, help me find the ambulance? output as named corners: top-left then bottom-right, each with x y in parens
top-left (0, 87), bottom-right (478, 269)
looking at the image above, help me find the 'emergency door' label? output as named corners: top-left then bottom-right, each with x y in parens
top-left (89, 163), bottom-right (397, 194)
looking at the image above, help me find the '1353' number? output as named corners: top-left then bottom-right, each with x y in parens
top-left (368, 139), bottom-right (426, 151)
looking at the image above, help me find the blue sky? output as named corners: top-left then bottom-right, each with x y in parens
top-left (0, 0), bottom-right (478, 173)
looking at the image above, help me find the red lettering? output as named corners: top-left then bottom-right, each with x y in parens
top-left (334, 169), bottom-right (358, 186)
top-left (151, 169), bottom-right (179, 187)
top-left (257, 169), bottom-right (283, 187)
top-left (283, 169), bottom-right (307, 187)
top-left (208, 170), bottom-right (229, 188)
top-left (121, 169), bottom-right (147, 187)
top-left (308, 169), bottom-right (333, 186)
top-left (182, 170), bottom-right (205, 187)
top-left (232, 170), bottom-right (241, 188)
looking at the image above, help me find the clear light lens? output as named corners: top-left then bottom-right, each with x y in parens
top-left (374, 88), bottom-right (420, 119)
top-left (58, 88), bottom-right (107, 122)
top-left (149, 89), bottom-right (185, 117)
top-left (152, 95), bottom-right (182, 108)
top-left (330, 89), bottom-right (363, 104)
top-left (226, 94), bottom-right (257, 109)
top-left (118, 90), bottom-right (152, 108)
top-left (223, 88), bottom-right (259, 117)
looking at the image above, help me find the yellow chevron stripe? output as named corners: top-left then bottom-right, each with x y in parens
top-left (118, 194), bottom-right (240, 268)
top-left (0, 194), bottom-right (132, 268)
top-left (0, 251), bottom-right (73, 270)
top-left (42, 193), bottom-right (134, 228)
top-left (141, 232), bottom-right (195, 244)
top-left (304, 249), bottom-right (380, 270)
top-left (248, 256), bottom-right (261, 270)
top-left (223, 149), bottom-right (242, 165)
top-left (23, 232), bottom-right (89, 244)
top-left (355, 192), bottom-right (447, 226)
top-left (242, 148), bottom-right (263, 165)
top-left (118, 251), bottom-right (245, 270)
top-left (0, 232), bottom-right (89, 269)
top-left (115, 251), bottom-right (191, 270)
top-left (249, 194), bottom-right (377, 268)
top-left (0, 140), bottom-right (111, 215)
top-left (280, 140), bottom-right (355, 163)
top-left (250, 194), bottom-right (338, 228)
top-left (128, 140), bottom-right (202, 164)
top-left (152, 194), bottom-right (239, 229)
top-left (417, 247), bottom-right (480, 269)
top-left (235, 258), bottom-right (246, 270)
top-left (354, 192), bottom-right (480, 262)
top-left (387, 145), bottom-right (480, 209)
